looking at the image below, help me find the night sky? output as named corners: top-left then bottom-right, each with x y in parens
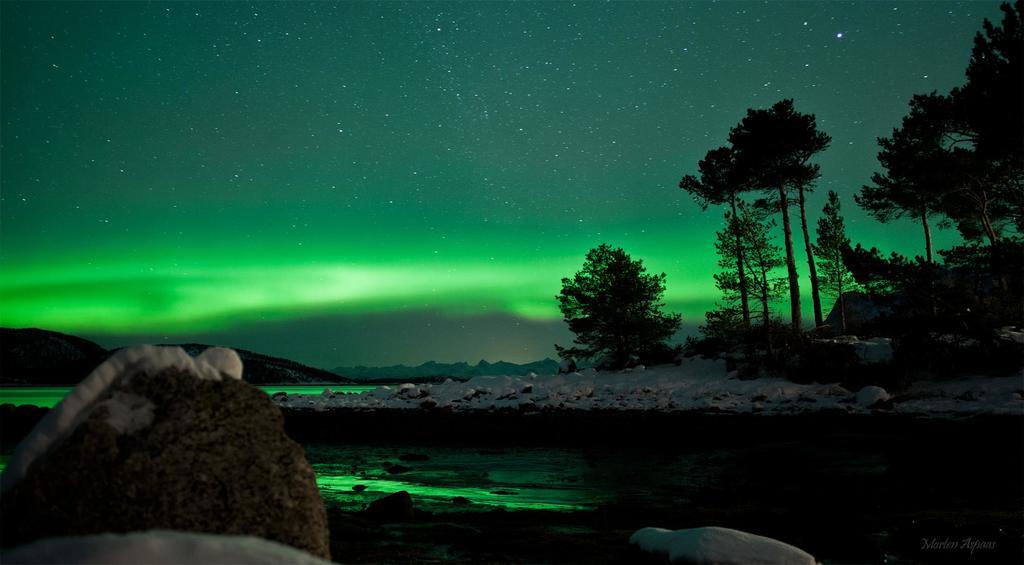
top-left (0, 1), bottom-right (1000, 368)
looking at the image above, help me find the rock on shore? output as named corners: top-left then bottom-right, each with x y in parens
top-left (0, 346), bottom-right (330, 560)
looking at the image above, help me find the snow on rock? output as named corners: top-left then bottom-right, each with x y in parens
top-left (2, 530), bottom-right (332, 565)
top-left (1, 345), bottom-right (242, 493)
top-left (629, 526), bottom-right (816, 565)
top-left (94, 392), bottom-right (155, 434)
top-left (855, 386), bottom-right (890, 407)
top-left (997, 326), bottom-right (1024, 345)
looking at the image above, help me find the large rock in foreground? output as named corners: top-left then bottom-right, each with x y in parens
top-left (0, 346), bottom-right (330, 560)
top-left (3, 530), bottom-right (332, 565)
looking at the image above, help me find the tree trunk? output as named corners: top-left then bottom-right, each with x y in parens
top-left (778, 185), bottom-right (802, 331)
top-left (797, 183), bottom-right (822, 326)
top-left (729, 197), bottom-right (751, 330)
top-left (978, 201), bottom-right (1009, 293)
top-left (920, 206), bottom-right (938, 316)
top-left (838, 280), bottom-right (847, 334)
top-left (761, 279), bottom-right (773, 355)
top-left (980, 208), bottom-right (998, 246)
top-left (921, 207), bottom-right (933, 263)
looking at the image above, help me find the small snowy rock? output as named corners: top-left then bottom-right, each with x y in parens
top-left (856, 385), bottom-right (890, 407)
top-left (997, 326), bottom-right (1024, 344)
top-left (629, 526), bottom-right (815, 565)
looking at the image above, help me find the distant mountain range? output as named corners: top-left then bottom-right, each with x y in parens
top-left (0, 327), bottom-right (561, 386)
top-left (0, 328), bottom-right (353, 386)
top-left (331, 358), bottom-right (560, 381)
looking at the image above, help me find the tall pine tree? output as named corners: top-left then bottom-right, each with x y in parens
top-left (857, 94), bottom-right (953, 263)
top-left (728, 99), bottom-right (831, 331)
top-left (815, 191), bottom-right (858, 333)
top-left (708, 202), bottom-right (785, 349)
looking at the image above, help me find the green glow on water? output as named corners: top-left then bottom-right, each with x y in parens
top-left (0, 387), bottom-right (78, 409)
top-left (0, 385), bottom-right (376, 409)
top-left (0, 446), bottom-right (608, 513)
top-left (316, 474), bottom-right (590, 512)
top-left (305, 445), bottom-right (607, 512)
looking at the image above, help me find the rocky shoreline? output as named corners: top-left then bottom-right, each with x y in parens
top-left (5, 401), bottom-right (1022, 449)
top-left (4, 402), bottom-right (1021, 448)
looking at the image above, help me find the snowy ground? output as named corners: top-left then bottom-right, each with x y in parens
top-left (273, 357), bottom-right (1023, 417)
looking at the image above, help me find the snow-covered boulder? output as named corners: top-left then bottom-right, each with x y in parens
top-left (855, 385), bottom-right (891, 407)
top-left (630, 526), bottom-right (815, 564)
top-left (0, 346), bottom-right (329, 559)
top-left (2, 530), bottom-right (332, 564)
top-left (997, 326), bottom-right (1024, 345)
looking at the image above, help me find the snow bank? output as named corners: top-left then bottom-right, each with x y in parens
top-left (1, 529), bottom-right (331, 565)
top-left (629, 526), bottom-right (816, 565)
top-left (855, 386), bottom-right (890, 407)
top-left (893, 374), bottom-right (1024, 415)
top-left (272, 356), bottom-right (1023, 418)
top-left (997, 326), bottom-right (1024, 345)
top-left (0, 345), bottom-right (243, 493)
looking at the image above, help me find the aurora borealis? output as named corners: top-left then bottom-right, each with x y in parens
top-left (0, 2), bottom-right (1000, 367)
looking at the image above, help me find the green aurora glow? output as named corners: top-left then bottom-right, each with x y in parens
top-left (0, 2), bottom-right (992, 365)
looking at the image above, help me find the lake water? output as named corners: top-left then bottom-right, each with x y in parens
top-left (0, 386), bottom-right (637, 513)
top-left (0, 444), bottom-right (672, 513)
top-left (0, 385), bottom-right (378, 408)
top-left (0, 413), bottom-right (1019, 562)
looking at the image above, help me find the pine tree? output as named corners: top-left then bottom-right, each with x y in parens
top-left (857, 94), bottom-right (953, 263)
top-left (728, 99), bottom-right (831, 331)
top-left (949, 0), bottom-right (1023, 237)
top-left (736, 203), bottom-right (786, 332)
top-left (709, 203), bottom-right (785, 349)
top-left (815, 191), bottom-right (859, 333)
top-left (794, 172), bottom-right (824, 326)
top-left (556, 244), bottom-right (682, 368)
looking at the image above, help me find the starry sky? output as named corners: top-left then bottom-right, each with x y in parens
top-left (0, 1), bottom-right (1000, 368)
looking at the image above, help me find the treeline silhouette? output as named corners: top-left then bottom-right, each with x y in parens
top-left (555, 2), bottom-right (1022, 381)
top-left (680, 1), bottom-right (1022, 386)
